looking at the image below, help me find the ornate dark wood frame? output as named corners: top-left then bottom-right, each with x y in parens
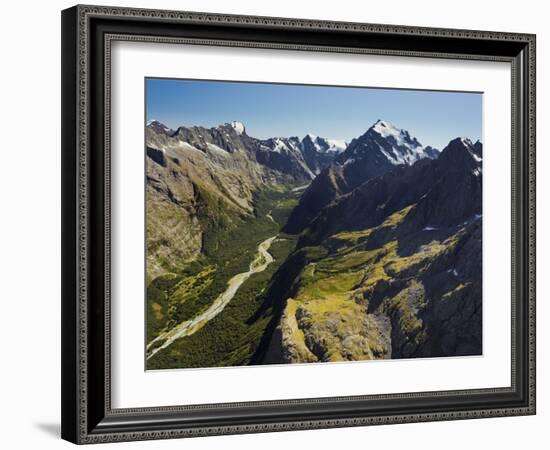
top-left (61, 4), bottom-right (536, 444)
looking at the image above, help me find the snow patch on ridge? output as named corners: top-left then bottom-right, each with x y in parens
top-left (303, 134), bottom-right (347, 154)
top-left (325, 139), bottom-right (348, 153)
top-left (373, 120), bottom-right (403, 140)
top-left (230, 121), bottom-right (245, 135)
top-left (470, 150), bottom-right (482, 163)
top-left (147, 120), bottom-right (172, 133)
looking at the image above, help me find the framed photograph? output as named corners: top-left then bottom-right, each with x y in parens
top-left (61, 5), bottom-right (536, 444)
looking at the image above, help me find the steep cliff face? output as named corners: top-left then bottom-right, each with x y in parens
top-left (146, 121), bottom-right (350, 279)
top-left (146, 121), bottom-right (318, 279)
top-left (146, 124), bottom-right (257, 280)
top-left (260, 137), bottom-right (482, 363)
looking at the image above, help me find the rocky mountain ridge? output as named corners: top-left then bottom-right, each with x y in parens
top-left (145, 120), bottom-right (346, 279)
top-left (284, 120), bottom-right (440, 233)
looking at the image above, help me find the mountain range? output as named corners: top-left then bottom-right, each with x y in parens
top-left (145, 118), bottom-right (482, 368)
top-left (257, 136), bottom-right (482, 362)
top-left (145, 120), bottom-right (347, 279)
top-left (284, 120), bottom-right (442, 233)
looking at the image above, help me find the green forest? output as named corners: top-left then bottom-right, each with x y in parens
top-left (147, 185), bottom-right (300, 369)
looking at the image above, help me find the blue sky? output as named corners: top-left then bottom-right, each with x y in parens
top-left (146, 78), bottom-right (482, 150)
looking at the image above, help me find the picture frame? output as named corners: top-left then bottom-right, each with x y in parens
top-left (61, 4), bottom-right (536, 444)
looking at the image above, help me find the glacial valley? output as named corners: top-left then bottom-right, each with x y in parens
top-left (145, 119), bottom-right (482, 369)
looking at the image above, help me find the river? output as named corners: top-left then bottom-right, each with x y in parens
top-left (146, 235), bottom-right (277, 360)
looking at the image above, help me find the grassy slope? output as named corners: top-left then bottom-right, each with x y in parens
top-left (266, 204), bottom-right (472, 362)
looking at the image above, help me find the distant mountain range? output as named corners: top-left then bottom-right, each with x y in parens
top-left (147, 119), bottom-right (346, 180)
top-left (145, 118), bottom-right (482, 366)
top-left (285, 120), bottom-right (449, 232)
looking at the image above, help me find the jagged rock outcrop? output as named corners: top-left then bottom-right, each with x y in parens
top-left (259, 136), bottom-right (482, 363)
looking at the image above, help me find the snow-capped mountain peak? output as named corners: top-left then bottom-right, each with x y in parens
top-left (230, 121), bottom-right (246, 135)
top-left (146, 120), bottom-right (174, 135)
top-left (301, 134), bottom-right (347, 154)
top-left (372, 119), bottom-right (401, 138)
top-left (259, 137), bottom-right (302, 155)
top-left (336, 120), bottom-right (439, 168)
top-left (371, 119), bottom-right (422, 149)
top-left (324, 139), bottom-right (348, 154)
top-left (147, 119), bottom-right (164, 128)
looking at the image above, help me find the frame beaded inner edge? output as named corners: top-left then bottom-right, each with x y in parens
top-left (72, 5), bottom-right (536, 443)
